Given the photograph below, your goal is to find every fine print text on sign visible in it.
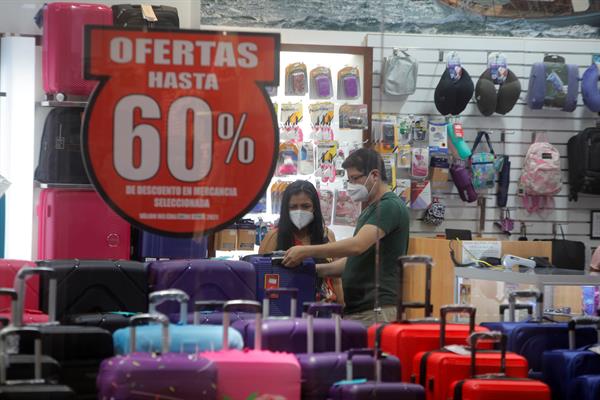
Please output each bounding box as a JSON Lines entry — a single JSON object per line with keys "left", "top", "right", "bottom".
{"left": 82, "top": 27, "right": 280, "bottom": 236}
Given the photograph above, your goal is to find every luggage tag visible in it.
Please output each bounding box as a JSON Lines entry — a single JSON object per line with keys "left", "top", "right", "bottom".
{"left": 309, "top": 66, "right": 333, "bottom": 99}
{"left": 339, "top": 104, "right": 368, "bottom": 130}
{"left": 337, "top": 66, "right": 361, "bottom": 100}
{"left": 285, "top": 62, "right": 308, "bottom": 96}
{"left": 447, "top": 51, "right": 462, "bottom": 81}
{"left": 444, "top": 345, "right": 471, "bottom": 355}
{"left": 488, "top": 52, "right": 508, "bottom": 85}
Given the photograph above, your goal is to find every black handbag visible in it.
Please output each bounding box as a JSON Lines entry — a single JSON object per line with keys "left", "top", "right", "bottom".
{"left": 550, "top": 225, "right": 586, "bottom": 270}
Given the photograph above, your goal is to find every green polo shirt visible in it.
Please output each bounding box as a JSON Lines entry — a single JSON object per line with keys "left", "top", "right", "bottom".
{"left": 342, "top": 191, "right": 409, "bottom": 314}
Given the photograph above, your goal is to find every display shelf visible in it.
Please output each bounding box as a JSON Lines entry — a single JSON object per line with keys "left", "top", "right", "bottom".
{"left": 39, "top": 100, "right": 87, "bottom": 108}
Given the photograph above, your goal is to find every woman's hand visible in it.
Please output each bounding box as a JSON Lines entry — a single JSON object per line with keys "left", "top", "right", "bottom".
{"left": 282, "top": 245, "right": 308, "bottom": 267}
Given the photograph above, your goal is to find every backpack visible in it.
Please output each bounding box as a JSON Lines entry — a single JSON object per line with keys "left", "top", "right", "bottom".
{"left": 568, "top": 127, "right": 600, "bottom": 201}
{"left": 382, "top": 49, "right": 418, "bottom": 96}
{"left": 470, "top": 131, "right": 497, "bottom": 190}
{"left": 519, "top": 134, "right": 562, "bottom": 212}
{"left": 527, "top": 54, "right": 579, "bottom": 112}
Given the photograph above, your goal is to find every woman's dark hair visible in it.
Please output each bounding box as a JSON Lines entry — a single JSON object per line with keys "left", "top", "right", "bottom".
{"left": 341, "top": 148, "right": 387, "bottom": 182}
{"left": 276, "top": 180, "right": 327, "bottom": 251}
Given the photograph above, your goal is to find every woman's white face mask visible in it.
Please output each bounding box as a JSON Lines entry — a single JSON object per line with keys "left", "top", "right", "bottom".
{"left": 289, "top": 210, "right": 314, "bottom": 230}
{"left": 347, "top": 173, "right": 374, "bottom": 203}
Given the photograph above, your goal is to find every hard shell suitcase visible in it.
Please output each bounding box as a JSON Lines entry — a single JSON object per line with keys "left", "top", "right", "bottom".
{"left": 134, "top": 229, "right": 207, "bottom": 261}
{"left": 296, "top": 304, "right": 401, "bottom": 400}
{"left": 14, "top": 267, "right": 114, "bottom": 399}
{"left": 541, "top": 316, "right": 600, "bottom": 400}
{"left": 201, "top": 300, "right": 302, "bottom": 400}
{"left": 328, "top": 349, "right": 425, "bottom": 400}
{"left": 482, "top": 291, "right": 598, "bottom": 374}
{"left": 0, "top": 326, "right": 75, "bottom": 399}
{"left": 232, "top": 288, "right": 367, "bottom": 353}
{"left": 450, "top": 332, "right": 551, "bottom": 400}
{"left": 37, "top": 259, "right": 147, "bottom": 323}
{"left": 0, "top": 260, "right": 47, "bottom": 325}
{"left": 414, "top": 330, "right": 529, "bottom": 400}
{"left": 36, "top": 189, "right": 131, "bottom": 260}
{"left": 97, "top": 313, "right": 217, "bottom": 400}
{"left": 568, "top": 374, "right": 600, "bottom": 400}
{"left": 112, "top": 4, "right": 179, "bottom": 28}
{"left": 34, "top": 108, "right": 89, "bottom": 185}
{"left": 113, "top": 289, "right": 244, "bottom": 354}
{"left": 147, "top": 259, "right": 256, "bottom": 323}
{"left": 243, "top": 254, "right": 317, "bottom": 317}
{"left": 368, "top": 256, "right": 489, "bottom": 382}
{"left": 40, "top": 2, "right": 112, "bottom": 99}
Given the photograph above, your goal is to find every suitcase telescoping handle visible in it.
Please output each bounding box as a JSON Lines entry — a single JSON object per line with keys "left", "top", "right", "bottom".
{"left": 129, "top": 313, "right": 170, "bottom": 354}
{"left": 264, "top": 288, "right": 298, "bottom": 318}
{"left": 440, "top": 305, "right": 476, "bottom": 348}
{"left": 499, "top": 303, "right": 533, "bottom": 322}
{"left": 396, "top": 256, "right": 434, "bottom": 321}
{"left": 304, "top": 302, "right": 343, "bottom": 354}
{"left": 469, "top": 331, "right": 507, "bottom": 378}
{"left": 14, "top": 267, "right": 57, "bottom": 327}
{"left": 0, "top": 326, "right": 44, "bottom": 385}
{"left": 148, "top": 289, "right": 190, "bottom": 325}
{"left": 193, "top": 300, "right": 225, "bottom": 325}
{"left": 0, "top": 288, "right": 17, "bottom": 325}
{"left": 346, "top": 348, "right": 384, "bottom": 382}
{"left": 508, "top": 290, "right": 543, "bottom": 322}
{"left": 223, "top": 300, "right": 261, "bottom": 351}
{"left": 568, "top": 316, "right": 600, "bottom": 350}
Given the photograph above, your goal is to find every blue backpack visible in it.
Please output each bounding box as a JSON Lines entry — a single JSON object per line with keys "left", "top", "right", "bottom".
{"left": 527, "top": 55, "right": 579, "bottom": 112}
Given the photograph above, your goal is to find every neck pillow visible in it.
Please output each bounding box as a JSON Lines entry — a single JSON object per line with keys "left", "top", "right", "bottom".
{"left": 527, "top": 56, "right": 579, "bottom": 112}
{"left": 582, "top": 63, "right": 600, "bottom": 112}
{"left": 434, "top": 68, "right": 474, "bottom": 116}
{"left": 475, "top": 68, "right": 521, "bottom": 116}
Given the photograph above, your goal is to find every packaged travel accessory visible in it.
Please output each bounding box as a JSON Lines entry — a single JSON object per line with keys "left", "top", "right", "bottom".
{"left": 430, "top": 152, "right": 450, "bottom": 191}
{"left": 451, "top": 159, "right": 478, "bottom": 203}
{"left": 337, "top": 66, "right": 361, "bottom": 100}
{"left": 372, "top": 113, "right": 398, "bottom": 153}
{"left": 334, "top": 148, "right": 346, "bottom": 179}
{"left": 276, "top": 142, "right": 299, "bottom": 177}
{"left": 280, "top": 102, "right": 303, "bottom": 125}
{"left": 519, "top": 132, "right": 561, "bottom": 213}
{"left": 298, "top": 142, "right": 315, "bottom": 175}
{"left": 251, "top": 192, "right": 267, "bottom": 213}
{"left": 285, "top": 62, "right": 308, "bottom": 96}
{"left": 333, "top": 189, "right": 361, "bottom": 226}
{"left": 309, "top": 66, "right": 333, "bottom": 99}
{"left": 411, "top": 147, "right": 429, "bottom": 179}
{"left": 318, "top": 188, "right": 334, "bottom": 225}
{"left": 581, "top": 62, "right": 600, "bottom": 112}
{"left": 339, "top": 104, "right": 368, "bottom": 129}
{"left": 395, "top": 179, "right": 411, "bottom": 207}
{"left": 423, "top": 197, "right": 445, "bottom": 226}
{"left": 397, "top": 144, "right": 412, "bottom": 169}
{"left": 470, "top": 130, "right": 497, "bottom": 190}
{"left": 527, "top": 54, "right": 579, "bottom": 112}
{"left": 382, "top": 49, "right": 418, "bottom": 96}
{"left": 316, "top": 140, "right": 339, "bottom": 183}
{"left": 428, "top": 119, "right": 448, "bottom": 151}
{"left": 410, "top": 180, "right": 432, "bottom": 210}
{"left": 382, "top": 153, "right": 397, "bottom": 191}
{"left": 398, "top": 116, "right": 412, "bottom": 144}
{"left": 308, "top": 102, "right": 334, "bottom": 126}
{"left": 411, "top": 115, "right": 428, "bottom": 142}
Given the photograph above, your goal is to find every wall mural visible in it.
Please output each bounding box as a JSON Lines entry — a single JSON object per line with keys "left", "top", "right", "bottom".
{"left": 201, "top": 0, "right": 600, "bottom": 38}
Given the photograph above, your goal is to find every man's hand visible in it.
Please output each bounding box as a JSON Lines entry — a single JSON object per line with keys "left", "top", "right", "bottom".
{"left": 282, "top": 245, "right": 308, "bottom": 267}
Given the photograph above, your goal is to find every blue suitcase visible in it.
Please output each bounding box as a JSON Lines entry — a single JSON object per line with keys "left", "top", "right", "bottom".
{"left": 482, "top": 291, "right": 597, "bottom": 374}
{"left": 243, "top": 253, "right": 317, "bottom": 317}
{"left": 135, "top": 229, "right": 207, "bottom": 260}
{"left": 541, "top": 316, "right": 600, "bottom": 400}
{"left": 328, "top": 349, "right": 424, "bottom": 400}
{"left": 113, "top": 289, "right": 243, "bottom": 354}
{"left": 568, "top": 374, "right": 600, "bottom": 400}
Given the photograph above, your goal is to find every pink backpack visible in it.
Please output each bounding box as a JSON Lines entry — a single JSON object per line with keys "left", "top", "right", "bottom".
{"left": 592, "top": 246, "right": 600, "bottom": 271}
{"left": 519, "top": 134, "right": 562, "bottom": 213}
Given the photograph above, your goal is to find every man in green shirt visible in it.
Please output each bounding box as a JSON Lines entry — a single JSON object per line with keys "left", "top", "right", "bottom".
{"left": 282, "top": 148, "right": 410, "bottom": 326}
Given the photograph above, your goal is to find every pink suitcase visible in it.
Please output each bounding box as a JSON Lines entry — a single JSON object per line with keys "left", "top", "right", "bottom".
{"left": 37, "top": 188, "right": 131, "bottom": 260}
{"left": 0, "top": 260, "right": 48, "bottom": 324}
{"left": 41, "top": 2, "right": 112, "bottom": 99}
{"left": 202, "top": 300, "right": 302, "bottom": 400}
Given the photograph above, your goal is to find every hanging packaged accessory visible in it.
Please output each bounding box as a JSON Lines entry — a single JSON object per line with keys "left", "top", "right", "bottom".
{"left": 398, "top": 117, "right": 412, "bottom": 144}
{"left": 382, "top": 48, "right": 418, "bottom": 96}
{"left": 470, "top": 131, "right": 497, "bottom": 190}
{"left": 299, "top": 142, "right": 315, "bottom": 175}
{"left": 428, "top": 119, "right": 448, "bottom": 152}
{"left": 475, "top": 53, "right": 521, "bottom": 116}
{"left": 309, "top": 66, "right": 333, "bottom": 99}
{"left": 394, "top": 179, "right": 411, "bottom": 207}
{"left": 447, "top": 119, "right": 471, "bottom": 160}
{"left": 423, "top": 198, "right": 445, "bottom": 226}
{"left": 411, "top": 116, "right": 427, "bottom": 142}
{"left": 333, "top": 190, "right": 360, "bottom": 226}
{"left": 411, "top": 147, "right": 429, "bottom": 179}
{"left": 411, "top": 180, "right": 431, "bottom": 210}
{"left": 397, "top": 145, "right": 412, "bottom": 169}
{"left": 527, "top": 54, "right": 579, "bottom": 112}
{"left": 318, "top": 189, "right": 334, "bottom": 225}
{"left": 276, "top": 142, "right": 299, "bottom": 177}
{"left": 372, "top": 113, "right": 398, "bottom": 153}
{"left": 430, "top": 153, "right": 450, "bottom": 191}
{"left": 339, "top": 104, "right": 368, "bottom": 129}
{"left": 450, "top": 159, "right": 478, "bottom": 203}
{"left": 337, "top": 66, "right": 361, "bottom": 100}
{"left": 285, "top": 62, "right": 308, "bottom": 96}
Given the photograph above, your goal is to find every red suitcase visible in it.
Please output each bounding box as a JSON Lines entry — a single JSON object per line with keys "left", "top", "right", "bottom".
{"left": 368, "top": 256, "right": 489, "bottom": 382}
{"left": 0, "top": 260, "right": 48, "bottom": 324}
{"left": 415, "top": 331, "right": 529, "bottom": 400}
{"left": 41, "top": 2, "right": 112, "bottom": 100}
{"left": 450, "top": 332, "right": 550, "bottom": 400}
{"left": 37, "top": 188, "right": 131, "bottom": 260}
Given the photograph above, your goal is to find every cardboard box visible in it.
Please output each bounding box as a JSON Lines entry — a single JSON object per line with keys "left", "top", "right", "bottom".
{"left": 215, "top": 226, "right": 237, "bottom": 251}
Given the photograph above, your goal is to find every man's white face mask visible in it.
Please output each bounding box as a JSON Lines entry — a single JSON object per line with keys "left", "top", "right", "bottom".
{"left": 346, "top": 173, "right": 374, "bottom": 203}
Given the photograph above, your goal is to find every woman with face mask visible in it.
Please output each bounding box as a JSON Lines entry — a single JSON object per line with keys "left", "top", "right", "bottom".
{"left": 259, "top": 180, "right": 343, "bottom": 304}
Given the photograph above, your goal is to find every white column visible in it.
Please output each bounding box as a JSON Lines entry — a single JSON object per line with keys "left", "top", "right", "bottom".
{"left": 0, "top": 36, "right": 36, "bottom": 259}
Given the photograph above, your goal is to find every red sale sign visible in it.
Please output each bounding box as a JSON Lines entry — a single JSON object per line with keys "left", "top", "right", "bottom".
{"left": 82, "top": 27, "right": 280, "bottom": 236}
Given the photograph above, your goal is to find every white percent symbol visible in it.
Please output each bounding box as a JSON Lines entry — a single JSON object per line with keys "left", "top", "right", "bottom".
{"left": 217, "top": 113, "right": 254, "bottom": 164}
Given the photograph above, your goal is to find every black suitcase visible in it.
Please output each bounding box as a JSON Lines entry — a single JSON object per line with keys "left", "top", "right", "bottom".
{"left": 112, "top": 4, "right": 179, "bottom": 28}
{"left": 0, "top": 326, "right": 74, "bottom": 399}
{"left": 37, "top": 259, "right": 148, "bottom": 323}
{"left": 63, "top": 312, "right": 134, "bottom": 333}
{"left": 34, "top": 108, "right": 89, "bottom": 185}
{"left": 14, "top": 268, "right": 114, "bottom": 399}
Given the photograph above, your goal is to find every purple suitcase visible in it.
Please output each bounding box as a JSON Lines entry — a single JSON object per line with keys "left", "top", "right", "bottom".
{"left": 328, "top": 349, "right": 425, "bottom": 399}
{"left": 147, "top": 259, "right": 256, "bottom": 323}
{"left": 232, "top": 288, "right": 367, "bottom": 353}
{"left": 97, "top": 313, "right": 217, "bottom": 399}
{"left": 297, "top": 304, "right": 401, "bottom": 399}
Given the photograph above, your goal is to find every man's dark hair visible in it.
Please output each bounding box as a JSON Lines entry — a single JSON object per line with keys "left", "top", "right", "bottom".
{"left": 341, "top": 148, "right": 387, "bottom": 182}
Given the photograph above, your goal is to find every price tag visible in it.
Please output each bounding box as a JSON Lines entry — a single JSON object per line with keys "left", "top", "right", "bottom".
{"left": 83, "top": 27, "right": 280, "bottom": 236}
{"left": 453, "top": 123, "right": 465, "bottom": 139}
